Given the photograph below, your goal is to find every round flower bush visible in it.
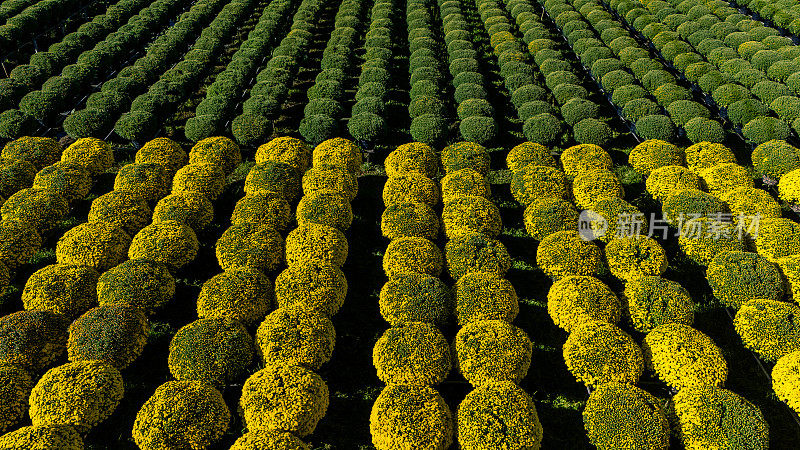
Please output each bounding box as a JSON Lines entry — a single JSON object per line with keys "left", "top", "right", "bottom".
{"left": 643, "top": 323, "right": 728, "bottom": 391}
{"left": 635, "top": 114, "right": 677, "bottom": 141}
{"left": 751, "top": 139, "right": 800, "bottom": 181}
{"left": 721, "top": 187, "right": 782, "bottom": 223}
{"left": 684, "top": 117, "right": 726, "bottom": 143}
{"left": 189, "top": 136, "right": 241, "bottom": 175}
{"left": 445, "top": 232, "right": 511, "bottom": 280}
{"left": 0, "top": 310, "right": 68, "bottom": 371}
{"left": 135, "top": 137, "right": 187, "bottom": 177}
{"left": 56, "top": 222, "right": 130, "bottom": 271}
{"left": 152, "top": 192, "right": 213, "bottom": 232}
{"left": 230, "top": 430, "right": 310, "bottom": 450}
{"left": 523, "top": 197, "right": 579, "bottom": 240}
{"left": 510, "top": 164, "right": 568, "bottom": 206}
{"left": 286, "top": 223, "right": 348, "bottom": 267}
{"left": 623, "top": 276, "right": 694, "bottom": 333}
{"left": 172, "top": 162, "right": 227, "bottom": 202}
{"left": 244, "top": 161, "right": 301, "bottom": 201}
{"left": 32, "top": 162, "right": 91, "bottom": 201}
{"left": 303, "top": 164, "right": 358, "bottom": 201}
{"left": 455, "top": 319, "right": 532, "bottom": 387}
{"left": 0, "top": 157, "right": 36, "bottom": 198}
{"left": 216, "top": 222, "right": 284, "bottom": 273}
{"left": 381, "top": 202, "right": 439, "bottom": 240}
{"left": 506, "top": 141, "right": 556, "bottom": 171}
{"left": 440, "top": 141, "right": 490, "bottom": 175}
{"left": 383, "top": 173, "right": 439, "bottom": 207}
{"left": 455, "top": 272, "right": 518, "bottom": 325}
{"left": 168, "top": 318, "right": 254, "bottom": 386}
{"left": 2, "top": 187, "right": 69, "bottom": 232}
{"left": 743, "top": 116, "right": 791, "bottom": 145}
{"left": 1, "top": 136, "right": 61, "bottom": 170}
{"left": 773, "top": 351, "right": 800, "bottom": 415}
{"left": 564, "top": 320, "right": 644, "bottom": 387}
{"left": 547, "top": 275, "right": 621, "bottom": 332}
{"left": 583, "top": 382, "right": 670, "bottom": 450}
{"left": 370, "top": 384, "right": 453, "bottom": 450}
{"left": 198, "top": 268, "right": 274, "bottom": 326}
{"left": 523, "top": 112, "right": 563, "bottom": 145}
{"left": 29, "top": 360, "right": 123, "bottom": 432}
{"left": 700, "top": 163, "right": 754, "bottom": 198}
{"left": 661, "top": 189, "right": 727, "bottom": 225}
{"left": 684, "top": 142, "right": 736, "bottom": 173}
{"left": 239, "top": 363, "right": 329, "bottom": 437}
{"left": 384, "top": 142, "right": 438, "bottom": 178}
{"left": 457, "top": 381, "right": 543, "bottom": 450}
{"left": 537, "top": 230, "right": 604, "bottom": 279}
{"left": 276, "top": 262, "right": 346, "bottom": 317}
{"left": 605, "top": 236, "right": 667, "bottom": 281}
{"left": 61, "top": 137, "right": 113, "bottom": 175}
{"left": 379, "top": 273, "right": 452, "bottom": 326}
{"left": 22, "top": 264, "right": 99, "bottom": 320}
{"left": 778, "top": 168, "right": 800, "bottom": 206}
{"left": 133, "top": 380, "right": 230, "bottom": 450}
{"left": 560, "top": 143, "right": 612, "bottom": 179}
{"left": 256, "top": 136, "right": 312, "bottom": 172}
{"left": 373, "top": 321, "right": 451, "bottom": 386}
{"left": 672, "top": 385, "right": 769, "bottom": 450}
{"left": 574, "top": 118, "right": 613, "bottom": 146}
{"left": 129, "top": 220, "right": 198, "bottom": 270}
{"left": 441, "top": 195, "right": 501, "bottom": 238}
{"left": 0, "top": 363, "right": 33, "bottom": 434}
{"left": 313, "top": 137, "right": 363, "bottom": 173}
{"left": 0, "top": 425, "right": 83, "bottom": 449}
{"left": 114, "top": 163, "right": 169, "bottom": 202}
{"left": 231, "top": 192, "right": 293, "bottom": 231}
{"left": 678, "top": 217, "right": 746, "bottom": 266}
{"left": 97, "top": 259, "right": 174, "bottom": 314}
{"left": 296, "top": 190, "right": 353, "bottom": 231}
{"left": 0, "top": 220, "right": 41, "bottom": 269}
{"left": 67, "top": 305, "right": 149, "bottom": 369}
{"left": 706, "top": 251, "right": 784, "bottom": 308}
{"left": 734, "top": 298, "right": 800, "bottom": 362}
{"left": 88, "top": 190, "right": 151, "bottom": 236}
{"left": 441, "top": 168, "right": 490, "bottom": 203}
{"left": 384, "top": 236, "right": 444, "bottom": 278}
{"left": 628, "top": 139, "right": 684, "bottom": 176}
{"left": 644, "top": 166, "right": 702, "bottom": 201}
{"left": 256, "top": 307, "right": 335, "bottom": 370}
{"left": 572, "top": 169, "right": 625, "bottom": 209}
{"left": 756, "top": 218, "right": 800, "bottom": 262}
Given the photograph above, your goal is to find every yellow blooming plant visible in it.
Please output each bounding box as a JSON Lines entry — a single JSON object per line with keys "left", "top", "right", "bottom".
{"left": 0, "top": 157, "right": 36, "bottom": 198}
{"left": 455, "top": 272, "right": 518, "bottom": 325}
{"left": 88, "top": 190, "right": 152, "bottom": 236}
{"left": 773, "top": 350, "right": 800, "bottom": 415}
{"left": 628, "top": 139, "right": 684, "bottom": 176}
{"left": 286, "top": 223, "right": 348, "bottom": 267}
{"left": 256, "top": 307, "right": 336, "bottom": 370}
{"left": 751, "top": 139, "right": 800, "bottom": 181}
{"left": 114, "top": 163, "right": 170, "bottom": 202}
{"left": 188, "top": 136, "right": 242, "bottom": 175}
{"left": 373, "top": 321, "right": 452, "bottom": 386}
{"left": 506, "top": 141, "right": 556, "bottom": 171}
{"left": 0, "top": 425, "right": 84, "bottom": 450}
{"left": 445, "top": 232, "right": 511, "bottom": 279}
{"left": 243, "top": 160, "right": 302, "bottom": 201}
{"left": 381, "top": 201, "right": 440, "bottom": 240}
{"left": 383, "top": 173, "right": 440, "bottom": 206}
{"left": 231, "top": 191, "right": 292, "bottom": 231}
{"left": 0, "top": 363, "right": 33, "bottom": 434}
{"left": 152, "top": 191, "right": 214, "bottom": 231}
{"left": 623, "top": 276, "right": 695, "bottom": 333}
{"left": 384, "top": 236, "right": 444, "bottom": 278}
{"left": 684, "top": 141, "right": 736, "bottom": 173}
{"left": 605, "top": 236, "right": 667, "bottom": 281}
{"left": 33, "top": 161, "right": 92, "bottom": 201}
{"left": 678, "top": 217, "right": 746, "bottom": 266}
{"left": 645, "top": 165, "right": 703, "bottom": 202}
{"left": 275, "top": 262, "right": 346, "bottom": 317}
{"left": 510, "top": 164, "right": 569, "bottom": 206}
{"left": 296, "top": 190, "right": 354, "bottom": 231}
{"left": 754, "top": 217, "right": 800, "bottom": 261}
{"left": 560, "top": 143, "right": 613, "bottom": 179}
{"left": 313, "top": 137, "right": 363, "bottom": 174}
{"left": 21, "top": 263, "right": 99, "bottom": 320}
{"left": 57, "top": 222, "right": 131, "bottom": 271}
{"left": 378, "top": 273, "right": 452, "bottom": 326}
{"left": 2, "top": 187, "right": 69, "bottom": 232}
{"left": 129, "top": 220, "right": 198, "bottom": 270}
{"left": 135, "top": 137, "right": 187, "bottom": 177}
{"left": 97, "top": 259, "right": 175, "bottom": 315}
{"left": 384, "top": 142, "right": 438, "bottom": 178}
{"left": 547, "top": 275, "right": 621, "bottom": 332}
{"left": 0, "top": 310, "right": 68, "bottom": 371}
{"left": 523, "top": 197, "right": 579, "bottom": 240}
{"left": 441, "top": 141, "right": 490, "bottom": 175}
{"left": 0, "top": 220, "right": 41, "bottom": 269}
{"left": 455, "top": 319, "right": 532, "bottom": 387}
{"left": 255, "top": 136, "right": 312, "bottom": 173}
{"left": 302, "top": 164, "right": 358, "bottom": 200}
{"left": 442, "top": 195, "right": 502, "bottom": 238}
{"left": 197, "top": 267, "right": 274, "bottom": 326}
{"left": 564, "top": 320, "right": 644, "bottom": 387}
{"left": 706, "top": 251, "right": 784, "bottom": 308}
{"left": 370, "top": 384, "right": 453, "bottom": 450}
{"left": 1, "top": 136, "right": 61, "bottom": 170}
{"left": 734, "top": 299, "right": 800, "bottom": 361}
{"left": 216, "top": 222, "right": 284, "bottom": 272}
{"left": 440, "top": 168, "right": 490, "bottom": 203}
{"left": 699, "top": 162, "right": 755, "bottom": 198}
{"left": 61, "top": 137, "right": 114, "bottom": 175}
{"left": 660, "top": 189, "right": 727, "bottom": 225}
{"left": 67, "top": 305, "right": 149, "bottom": 370}
{"left": 231, "top": 429, "right": 310, "bottom": 450}
{"left": 643, "top": 323, "right": 728, "bottom": 391}
{"left": 537, "top": 230, "right": 605, "bottom": 279}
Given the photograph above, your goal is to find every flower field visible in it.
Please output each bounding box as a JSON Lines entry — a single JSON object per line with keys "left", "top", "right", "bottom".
{"left": 2, "top": 0, "right": 800, "bottom": 447}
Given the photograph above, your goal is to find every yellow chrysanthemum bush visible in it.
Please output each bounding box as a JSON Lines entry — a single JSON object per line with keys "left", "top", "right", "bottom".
{"left": 684, "top": 141, "right": 736, "bottom": 173}
{"left": 442, "top": 195, "right": 501, "bottom": 238}
{"left": 197, "top": 267, "right": 274, "bottom": 326}
{"left": 216, "top": 222, "right": 284, "bottom": 272}
{"left": 523, "top": 197, "right": 579, "bottom": 240}
{"left": 28, "top": 360, "right": 124, "bottom": 432}
{"left": 2, "top": 187, "right": 69, "bottom": 232}
{"left": 537, "top": 230, "right": 605, "bottom": 279}
{"left": 583, "top": 197, "right": 649, "bottom": 243}
{"left": 583, "top": 382, "right": 670, "bottom": 450}
{"left": 0, "top": 157, "right": 36, "bottom": 198}
{"left": 302, "top": 164, "right": 358, "bottom": 200}
{"left": 0, "top": 310, "right": 68, "bottom": 371}
{"left": 384, "top": 142, "right": 438, "bottom": 178}
{"left": 373, "top": 321, "right": 451, "bottom": 386}
{"left": 563, "top": 320, "right": 644, "bottom": 387}
{"left": 171, "top": 162, "right": 226, "bottom": 201}
{"left": 455, "top": 319, "right": 532, "bottom": 387}
{"left": 0, "top": 425, "right": 83, "bottom": 449}
{"left": 132, "top": 380, "right": 230, "bottom": 450}
{"left": 751, "top": 140, "right": 800, "bottom": 182}
{"left": 706, "top": 251, "right": 784, "bottom": 308}
{"left": 722, "top": 186, "right": 782, "bottom": 228}
{"left": 296, "top": 190, "right": 353, "bottom": 231}
{"left": 645, "top": 165, "right": 703, "bottom": 202}
{"left": 0, "top": 363, "right": 33, "bottom": 434}
{"left": 88, "top": 190, "right": 151, "bottom": 235}
{"left": 506, "top": 141, "right": 556, "bottom": 171}
{"left": 244, "top": 160, "right": 302, "bottom": 201}
{"left": 779, "top": 255, "right": 800, "bottom": 300}
{"left": 135, "top": 137, "right": 187, "bottom": 177}
{"left": 239, "top": 363, "right": 329, "bottom": 437}
{"left": 755, "top": 217, "right": 800, "bottom": 261}
{"left": 384, "top": 236, "right": 444, "bottom": 278}
{"left": 547, "top": 275, "right": 622, "bottom": 332}
{"left": 381, "top": 201, "right": 439, "bottom": 240}
{"left": 383, "top": 172, "right": 440, "bottom": 206}
{"left": 231, "top": 191, "right": 292, "bottom": 231}
{"left": 152, "top": 192, "right": 214, "bottom": 231}
{"left": 114, "top": 163, "right": 170, "bottom": 202}
{"left": 1, "top": 136, "right": 61, "bottom": 170}
{"left": 378, "top": 272, "right": 452, "bottom": 326}
{"left": 623, "top": 276, "right": 694, "bottom": 333}
{"left": 61, "top": 137, "right": 113, "bottom": 175}
{"left": 370, "top": 384, "right": 453, "bottom": 450}
{"left": 643, "top": 323, "right": 728, "bottom": 391}
{"left": 129, "top": 220, "right": 198, "bottom": 270}
{"left": 441, "top": 141, "right": 490, "bottom": 175}
{"left": 256, "top": 307, "right": 335, "bottom": 370}
{"left": 255, "top": 136, "right": 312, "bottom": 172}
{"left": 313, "top": 137, "right": 363, "bottom": 174}
{"left": 605, "top": 236, "right": 667, "bottom": 281}
{"left": 773, "top": 350, "right": 800, "bottom": 414}
{"left": 678, "top": 217, "right": 746, "bottom": 265}
{"left": 32, "top": 162, "right": 91, "bottom": 201}
{"left": 699, "top": 162, "right": 754, "bottom": 198}
{"left": 661, "top": 189, "right": 727, "bottom": 225}
{"left": 560, "top": 143, "right": 613, "bottom": 179}
{"left": 286, "top": 223, "right": 348, "bottom": 267}
{"left": 457, "top": 381, "right": 543, "bottom": 450}
{"left": 230, "top": 429, "right": 310, "bottom": 450}
{"left": 733, "top": 298, "right": 800, "bottom": 361}
{"left": 510, "top": 164, "right": 568, "bottom": 205}
{"left": 628, "top": 139, "right": 684, "bottom": 176}
{"left": 671, "top": 385, "right": 769, "bottom": 450}
{"left": 455, "top": 272, "right": 518, "bottom": 325}
{"left": 440, "top": 168, "right": 491, "bottom": 203}
{"left": 56, "top": 222, "right": 130, "bottom": 271}
{"left": 21, "top": 263, "right": 99, "bottom": 319}
{"left": 67, "top": 305, "right": 149, "bottom": 369}
{"left": 572, "top": 169, "right": 625, "bottom": 209}
{"left": 275, "top": 262, "right": 346, "bottom": 317}
{"left": 445, "top": 232, "right": 511, "bottom": 280}
{"left": 188, "top": 136, "right": 242, "bottom": 175}
{"left": 0, "top": 219, "right": 41, "bottom": 269}
{"left": 167, "top": 317, "right": 254, "bottom": 387}
{"left": 97, "top": 259, "right": 175, "bottom": 314}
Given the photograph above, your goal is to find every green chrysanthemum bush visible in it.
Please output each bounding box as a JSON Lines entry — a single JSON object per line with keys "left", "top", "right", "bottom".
{"left": 628, "top": 139, "right": 684, "bottom": 176}
{"left": 457, "top": 381, "right": 543, "bottom": 450}
{"left": 522, "top": 197, "right": 579, "bottom": 241}
{"left": 230, "top": 429, "right": 310, "bottom": 450}
{"left": 773, "top": 350, "right": 800, "bottom": 415}
{"left": 296, "top": 190, "right": 353, "bottom": 231}
{"left": 302, "top": 164, "right": 358, "bottom": 201}
{"left": 168, "top": 317, "right": 254, "bottom": 387}
{"left": 506, "top": 141, "right": 556, "bottom": 171}
{"left": 510, "top": 164, "right": 568, "bottom": 206}
{"left": 563, "top": 320, "right": 644, "bottom": 387}
{"left": 0, "top": 425, "right": 83, "bottom": 449}
{"left": 114, "top": 163, "right": 170, "bottom": 202}
{"left": 706, "top": 251, "right": 784, "bottom": 308}
{"left": 286, "top": 223, "right": 348, "bottom": 267}
{"left": 743, "top": 116, "right": 791, "bottom": 145}
{"left": 645, "top": 165, "right": 702, "bottom": 202}
{"left": 244, "top": 160, "right": 301, "bottom": 201}
{"left": 678, "top": 217, "right": 746, "bottom": 266}
{"left": 29, "top": 360, "right": 123, "bottom": 432}
{"left": 684, "top": 141, "right": 736, "bottom": 173}
{"left": 559, "top": 143, "right": 613, "bottom": 179}
{"left": 67, "top": 305, "right": 149, "bottom": 370}
{"left": 231, "top": 191, "right": 292, "bottom": 231}
{"left": 751, "top": 139, "right": 800, "bottom": 181}
{"left": 313, "top": 137, "right": 363, "bottom": 174}
{"left": 97, "top": 259, "right": 174, "bottom": 314}
{"left": 22, "top": 264, "right": 99, "bottom": 320}
{"left": 61, "top": 137, "right": 113, "bottom": 175}
{"left": 605, "top": 236, "right": 667, "bottom": 281}
{"left": 256, "top": 136, "right": 312, "bottom": 173}
{"left": 216, "top": 222, "right": 284, "bottom": 273}
{"left": 441, "top": 168, "right": 490, "bottom": 203}
{"left": 455, "top": 272, "right": 518, "bottom": 325}
{"left": 672, "top": 385, "right": 769, "bottom": 450}
{"left": 56, "top": 222, "right": 130, "bottom": 271}
{"left": 152, "top": 192, "right": 213, "bottom": 232}
{"left": 381, "top": 202, "right": 439, "bottom": 240}
{"left": 384, "top": 236, "right": 444, "bottom": 278}
{"left": 171, "top": 162, "right": 227, "bottom": 202}
{"left": 1, "top": 136, "right": 61, "bottom": 170}
{"left": 256, "top": 307, "right": 335, "bottom": 370}
{"left": 584, "top": 382, "right": 669, "bottom": 449}
{"left": 699, "top": 163, "right": 754, "bottom": 198}
{"left": 440, "top": 141, "right": 490, "bottom": 175}
{"left": 276, "top": 262, "right": 346, "bottom": 317}
{"left": 643, "top": 323, "right": 728, "bottom": 391}
{"left": 0, "top": 363, "right": 33, "bottom": 434}
{"left": 455, "top": 319, "right": 532, "bottom": 387}
{"left": 133, "top": 380, "right": 230, "bottom": 450}
{"left": 0, "top": 310, "right": 68, "bottom": 371}
{"left": 441, "top": 195, "right": 502, "bottom": 238}
{"left": 32, "top": 162, "right": 91, "bottom": 202}
{"left": 383, "top": 173, "right": 439, "bottom": 207}
{"left": 572, "top": 169, "right": 625, "bottom": 210}
{"left": 445, "top": 232, "right": 511, "bottom": 280}
{"left": 661, "top": 189, "right": 727, "bottom": 225}
{"left": 547, "top": 275, "right": 621, "bottom": 332}
{"left": 188, "top": 136, "right": 242, "bottom": 176}
{"left": 373, "top": 321, "right": 451, "bottom": 386}
{"left": 733, "top": 298, "right": 800, "bottom": 361}
{"left": 88, "top": 190, "right": 151, "bottom": 236}
{"left": 129, "top": 220, "right": 198, "bottom": 271}
{"left": 635, "top": 114, "right": 677, "bottom": 141}
{"left": 240, "top": 363, "right": 329, "bottom": 437}
{"left": 623, "top": 276, "right": 694, "bottom": 333}
{"left": 198, "top": 268, "right": 274, "bottom": 326}
{"left": 370, "top": 384, "right": 453, "bottom": 450}
{"left": 755, "top": 218, "right": 800, "bottom": 262}
{"left": 0, "top": 157, "right": 36, "bottom": 198}
{"left": 2, "top": 187, "right": 69, "bottom": 232}
{"left": 379, "top": 273, "right": 452, "bottom": 326}
{"left": 384, "top": 142, "right": 438, "bottom": 178}
{"left": 537, "top": 230, "right": 604, "bottom": 279}
{"left": 135, "top": 138, "right": 187, "bottom": 177}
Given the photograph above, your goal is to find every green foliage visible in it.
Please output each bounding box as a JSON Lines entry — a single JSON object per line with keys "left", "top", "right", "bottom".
{"left": 168, "top": 318, "right": 254, "bottom": 386}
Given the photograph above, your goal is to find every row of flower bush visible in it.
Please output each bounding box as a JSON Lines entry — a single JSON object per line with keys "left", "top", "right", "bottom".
{"left": 0, "top": 0, "right": 89, "bottom": 55}
{"left": 736, "top": 0, "right": 800, "bottom": 35}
